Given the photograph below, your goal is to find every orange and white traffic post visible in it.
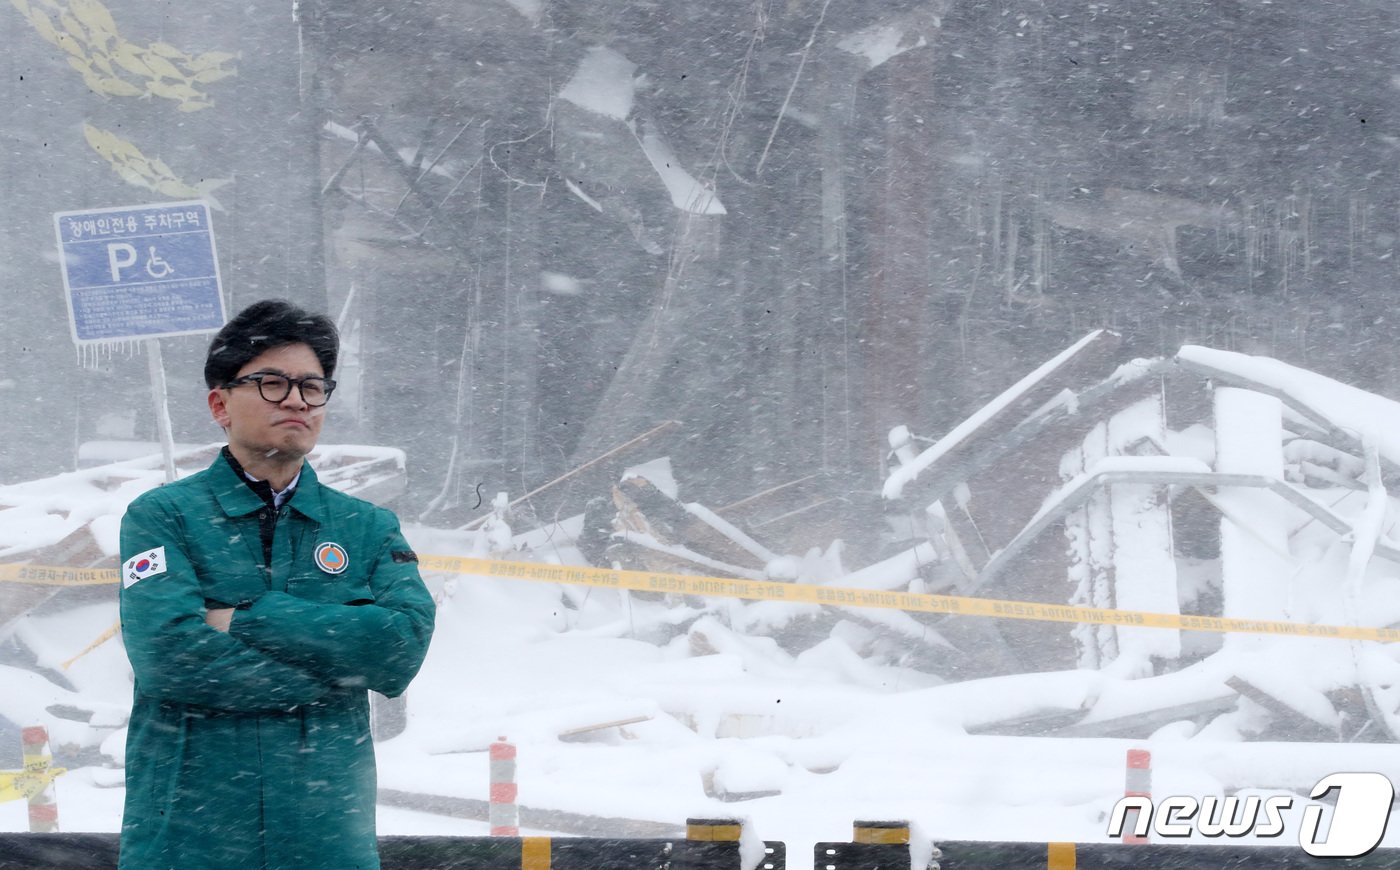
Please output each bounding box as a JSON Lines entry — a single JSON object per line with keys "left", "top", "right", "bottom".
{"left": 5, "top": 726, "right": 64, "bottom": 833}
{"left": 1124, "top": 748, "right": 1151, "bottom": 844}
{"left": 489, "top": 736, "right": 519, "bottom": 836}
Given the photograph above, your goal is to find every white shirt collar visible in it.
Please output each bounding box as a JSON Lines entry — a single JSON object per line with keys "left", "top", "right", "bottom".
{"left": 243, "top": 469, "right": 302, "bottom": 509}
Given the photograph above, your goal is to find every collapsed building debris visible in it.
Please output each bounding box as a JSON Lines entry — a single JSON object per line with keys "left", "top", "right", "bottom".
{"left": 540, "top": 331, "right": 1400, "bottom": 745}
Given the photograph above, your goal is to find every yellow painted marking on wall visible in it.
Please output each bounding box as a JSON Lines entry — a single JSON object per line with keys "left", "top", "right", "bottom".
{"left": 8, "top": 556, "right": 1400, "bottom": 643}
{"left": 520, "top": 836, "right": 551, "bottom": 870}
{"left": 1047, "top": 842, "right": 1076, "bottom": 870}
{"left": 687, "top": 822, "right": 743, "bottom": 842}
{"left": 853, "top": 825, "right": 911, "bottom": 845}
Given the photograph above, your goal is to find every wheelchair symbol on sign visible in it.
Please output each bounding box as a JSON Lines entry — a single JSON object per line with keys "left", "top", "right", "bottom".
{"left": 145, "top": 248, "right": 173, "bottom": 278}
{"left": 106, "top": 242, "right": 174, "bottom": 281}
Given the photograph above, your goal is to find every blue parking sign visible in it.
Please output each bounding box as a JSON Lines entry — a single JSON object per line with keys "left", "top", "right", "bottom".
{"left": 54, "top": 201, "right": 226, "bottom": 342}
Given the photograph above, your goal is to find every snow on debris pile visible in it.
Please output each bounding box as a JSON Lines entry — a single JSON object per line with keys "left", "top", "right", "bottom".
{"left": 871, "top": 335, "right": 1400, "bottom": 740}
{"left": 883, "top": 329, "right": 1109, "bottom": 500}
{"left": 1178, "top": 344, "right": 1400, "bottom": 466}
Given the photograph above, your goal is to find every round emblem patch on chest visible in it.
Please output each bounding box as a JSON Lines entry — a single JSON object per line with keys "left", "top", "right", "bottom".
{"left": 314, "top": 542, "right": 349, "bottom": 574}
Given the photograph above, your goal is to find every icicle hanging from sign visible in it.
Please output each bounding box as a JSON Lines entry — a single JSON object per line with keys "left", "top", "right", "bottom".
{"left": 75, "top": 340, "right": 139, "bottom": 370}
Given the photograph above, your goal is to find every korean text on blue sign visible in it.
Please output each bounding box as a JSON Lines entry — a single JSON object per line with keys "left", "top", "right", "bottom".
{"left": 54, "top": 201, "right": 225, "bottom": 342}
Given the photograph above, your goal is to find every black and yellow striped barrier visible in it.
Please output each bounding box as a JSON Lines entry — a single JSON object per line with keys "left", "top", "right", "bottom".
{"left": 375, "top": 832, "right": 764, "bottom": 870}
{"left": 7, "top": 832, "right": 1400, "bottom": 868}
{"left": 815, "top": 820, "right": 912, "bottom": 869}
{"left": 815, "top": 831, "right": 1400, "bottom": 868}
{"left": 0, "top": 820, "right": 783, "bottom": 870}
{"left": 921, "top": 841, "right": 1400, "bottom": 868}
{"left": 6, "top": 554, "right": 1400, "bottom": 644}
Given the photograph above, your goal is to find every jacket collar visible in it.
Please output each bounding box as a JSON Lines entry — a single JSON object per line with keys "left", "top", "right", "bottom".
{"left": 209, "top": 448, "right": 325, "bottom": 522}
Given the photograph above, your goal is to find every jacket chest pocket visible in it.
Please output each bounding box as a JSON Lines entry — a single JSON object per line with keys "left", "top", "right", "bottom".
{"left": 195, "top": 520, "right": 269, "bottom": 606}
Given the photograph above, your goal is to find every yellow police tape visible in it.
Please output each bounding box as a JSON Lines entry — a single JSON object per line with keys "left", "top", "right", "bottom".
{"left": 0, "top": 767, "right": 66, "bottom": 804}
{"left": 417, "top": 556, "right": 1400, "bottom": 644}
{"left": 5, "top": 556, "right": 1400, "bottom": 643}
{"left": 0, "top": 563, "right": 115, "bottom": 587}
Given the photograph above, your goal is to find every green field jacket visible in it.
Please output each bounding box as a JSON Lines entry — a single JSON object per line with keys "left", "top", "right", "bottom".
{"left": 117, "top": 452, "right": 436, "bottom": 870}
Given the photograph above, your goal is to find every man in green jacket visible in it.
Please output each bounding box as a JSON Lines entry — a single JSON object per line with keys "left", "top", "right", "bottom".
{"left": 118, "top": 300, "right": 436, "bottom": 869}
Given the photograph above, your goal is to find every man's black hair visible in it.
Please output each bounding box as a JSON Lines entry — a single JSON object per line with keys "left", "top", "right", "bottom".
{"left": 204, "top": 299, "right": 339, "bottom": 389}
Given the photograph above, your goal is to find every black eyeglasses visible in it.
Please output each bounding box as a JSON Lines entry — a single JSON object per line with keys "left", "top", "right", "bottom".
{"left": 222, "top": 372, "right": 337, "bottom": 407}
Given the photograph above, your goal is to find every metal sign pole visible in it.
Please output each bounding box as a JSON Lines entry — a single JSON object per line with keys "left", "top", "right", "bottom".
{"left": 145, "top": 339, "right": 177, "bottom": 483}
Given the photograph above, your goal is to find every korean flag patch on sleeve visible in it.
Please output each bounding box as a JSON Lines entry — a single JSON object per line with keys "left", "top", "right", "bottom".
{"left": 123, "top": 547, "right": 168, "bottom": 589}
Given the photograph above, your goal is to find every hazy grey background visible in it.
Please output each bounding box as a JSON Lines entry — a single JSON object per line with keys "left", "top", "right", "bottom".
{"left": 4, "top": 0, "right": 1397, "bottom": 533}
